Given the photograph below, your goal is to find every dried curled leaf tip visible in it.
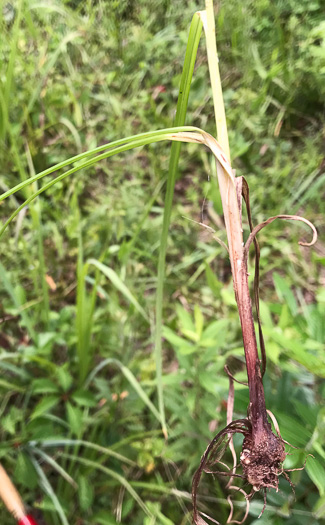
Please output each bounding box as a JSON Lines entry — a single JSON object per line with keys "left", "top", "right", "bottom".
{"left": 244, "top": 214, "right": 317, "bottom": 258}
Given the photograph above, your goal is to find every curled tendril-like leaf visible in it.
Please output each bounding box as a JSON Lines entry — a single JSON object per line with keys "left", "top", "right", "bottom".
{"left": 224, "top": 365, "right": 248, "bottom": 387}
{"left": 226, "top": 486, "right": 250, "bottom": 524}
{"left": 240, "top": 205, "right": 317, "bottom": 379}
{"left": 192, "top": 420, "right": 250, "bottom": 525}
{"left": 244, "top": 214, "right": 317, "bottom": 262}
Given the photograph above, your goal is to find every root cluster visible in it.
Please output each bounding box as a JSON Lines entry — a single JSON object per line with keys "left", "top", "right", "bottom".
{"left": 240, "top": 426, "right": 286, "bottom": 491}
{"left": 192, "top": 417, "right": 291, "bottom": 525}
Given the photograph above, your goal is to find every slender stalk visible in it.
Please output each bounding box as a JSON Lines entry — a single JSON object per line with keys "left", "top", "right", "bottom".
{"left": 202, "top": 0, "right": 230, "bottom": 160}
{"left": 202, "top": 1, "right": 268, "bottom": 439}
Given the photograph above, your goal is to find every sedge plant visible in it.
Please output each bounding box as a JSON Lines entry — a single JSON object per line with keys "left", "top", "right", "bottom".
{"left": 191, "top": 4, "right": 317, "bottom": 524}
{"left": 0, "top": 1, "right": 319, "bottom": 524}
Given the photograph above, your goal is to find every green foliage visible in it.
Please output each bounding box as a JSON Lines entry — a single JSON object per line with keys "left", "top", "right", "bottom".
{"left": 0, "top": 0, "right": 324, "bottom": 524}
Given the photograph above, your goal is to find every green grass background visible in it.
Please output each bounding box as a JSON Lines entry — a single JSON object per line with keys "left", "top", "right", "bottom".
{"left": 0, "top": 0, "right": 324, "bottom": 524}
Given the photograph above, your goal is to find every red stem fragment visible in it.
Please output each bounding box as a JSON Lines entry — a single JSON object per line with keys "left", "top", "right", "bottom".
{"left": 0, "top": 463, "right": 43, "bottom": 525}
{"left": 18, "top": 517, "right": 39, "bottom": 525}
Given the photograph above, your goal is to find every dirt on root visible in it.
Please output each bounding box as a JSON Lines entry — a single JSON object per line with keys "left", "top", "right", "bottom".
{"left": 240, "top": 428, "right": 286, "bottom": 491}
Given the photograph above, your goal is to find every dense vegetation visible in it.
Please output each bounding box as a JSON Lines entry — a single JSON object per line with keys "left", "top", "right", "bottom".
{"left": 0, "top": 1, "right": 324, "bottom": 524}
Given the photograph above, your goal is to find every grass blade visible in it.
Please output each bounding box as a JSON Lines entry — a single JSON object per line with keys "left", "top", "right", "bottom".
{"left": 0, "top": 262, "right": 36, "bottom": 340}
{"left": 30, "top": 455, "right": 70, "bottom": 525}
{"left": 76, "top": 235, "right": 98, "bottom": 383}
{"left": 0, "top": 128, "right": 200, "bottom": 239}
{"left": 85, "top": 358, "right": 162, "bottom": 425}
{"left": 60, "top": 453, "right": 153, "bottom": 518}
{"left": 31, "top": 439, "right": 136, "bottom": 467}
{"left": 154, "top": 12, "right": 203, "bottom": 437}
{"left": 0, "top": 126, "right": 199, "bottom": 204}
{"left": 87, "top": 259, "right": 149, "bottom": 322}
{"left": 29, "top": 448, "right": 77, "bottom": 489}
